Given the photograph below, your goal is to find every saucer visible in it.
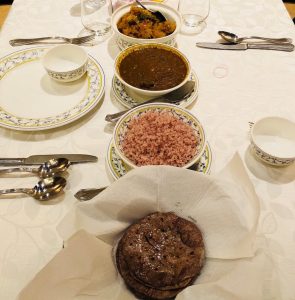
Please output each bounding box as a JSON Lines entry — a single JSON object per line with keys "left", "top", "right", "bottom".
{"left": 106, "top": 139, "right": 212, "bottom": 180}
{"left": 111, "top": 70, "right": 199, "bottom": 109}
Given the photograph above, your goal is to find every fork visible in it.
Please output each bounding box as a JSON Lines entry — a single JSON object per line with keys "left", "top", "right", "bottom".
{"left": 9, "top": 34, "right": 95, "bottom": 46}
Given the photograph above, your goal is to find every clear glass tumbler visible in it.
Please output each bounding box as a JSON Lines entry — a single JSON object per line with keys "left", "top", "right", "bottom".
{"left": 80, "top": 0, "right": 112, "bottom": 42}
{"left": 178, "top": 0, "right": 210, "bottom": 35}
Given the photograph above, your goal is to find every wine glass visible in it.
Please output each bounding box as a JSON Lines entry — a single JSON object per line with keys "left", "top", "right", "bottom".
{"left": 80, "top": 0, "right": 112, "bottom": 43}
{"left": 178, "top": 0, "right": 210, "bottom": 35}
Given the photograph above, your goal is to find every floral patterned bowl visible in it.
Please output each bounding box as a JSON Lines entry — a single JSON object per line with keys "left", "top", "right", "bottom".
{"left": 111, "top": 1, "right": 181, "bottom": 50}
{"left": 113, "top": 103, "right": 206, "bottom": 169}
{"left": 250, "top": 116, "right": 295, "bottom": 166}
{"left": 42, "top": 44, "right": 88, "bottom": 82}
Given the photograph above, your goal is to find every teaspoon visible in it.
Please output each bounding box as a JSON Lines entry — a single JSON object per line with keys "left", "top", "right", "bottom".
{"left": 74, "top": 187, "right": 107, "bottom": 201}
{"left": 135, "top": 0, "right": 166, "bottom": 22}
{"left": 0, "top": 158, "right": 70, "bottom": 178}
{"left": 218, "top": 30, "right": 292, "bottom": 44}
{"left": 0, "top": 176, "right": 67, "bottom": 201}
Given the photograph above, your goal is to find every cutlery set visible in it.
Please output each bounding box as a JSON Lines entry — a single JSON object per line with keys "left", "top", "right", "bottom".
{"left": 0, "top": 154, "right": 97, "bottom": 201}
{"left": 196, "top": 30, "right": 294, "bottom": 52}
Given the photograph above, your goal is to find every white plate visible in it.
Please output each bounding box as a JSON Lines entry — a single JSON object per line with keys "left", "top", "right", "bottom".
{"left": 106, "top": 138, "right": 212, "bottom": 180}
{"left": 0, "top": 47, "right": 105, "bottom": 131}
{"left": 111, "top": 70, "right": 199, "bottom": 109}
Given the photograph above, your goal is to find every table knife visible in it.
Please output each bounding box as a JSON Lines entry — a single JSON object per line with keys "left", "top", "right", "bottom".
{"left": 196, "top": 42, "right": 294, "bottom": 52}
{"left": 0, "top": 154, "right": 98, "bottom": 166}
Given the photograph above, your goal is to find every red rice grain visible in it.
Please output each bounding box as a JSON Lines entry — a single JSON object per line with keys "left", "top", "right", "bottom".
{"left": 122, "top": 111, "right": 199, "bottom": 167}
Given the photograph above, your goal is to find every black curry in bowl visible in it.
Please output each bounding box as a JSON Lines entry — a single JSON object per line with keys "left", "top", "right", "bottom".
{"left": 114, "top": 43, "right": 191, "bottom": 97}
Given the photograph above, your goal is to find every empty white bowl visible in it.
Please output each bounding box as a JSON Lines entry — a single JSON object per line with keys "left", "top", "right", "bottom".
{"left": 250, "top": 116, "right": 295, "bottom": 166}
{"left": 42, "top": 44, "right": 88, "bottom": 82}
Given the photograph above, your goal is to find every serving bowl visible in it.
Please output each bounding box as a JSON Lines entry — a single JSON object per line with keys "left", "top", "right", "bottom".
{"left": 250, "top": 116, "right": 295, "bottom": 166}
{"left": 114, "top": 43, "right": 191, "bottom": 98}
{"left": 111, "top": 1, "right": 181, "bottom": 50}
{"left": 113, "top": 103, "right": 206, "bottom": 169}
{"left": 42, "top": 44, "right": 88, "bottom": 82}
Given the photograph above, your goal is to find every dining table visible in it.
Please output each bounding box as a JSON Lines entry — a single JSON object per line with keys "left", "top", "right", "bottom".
{"left": 0, "top": 0, "right": 295, "bottom": 299}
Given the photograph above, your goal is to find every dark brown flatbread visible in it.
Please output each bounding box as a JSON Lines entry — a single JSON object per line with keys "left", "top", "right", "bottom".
{"left": 116, "top": 212, "right": 205, "bottom": 300}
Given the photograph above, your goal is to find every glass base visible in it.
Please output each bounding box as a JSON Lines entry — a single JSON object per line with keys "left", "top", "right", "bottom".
{"left": 78, "top": 23, "right": 112, "bottom": 45}
{"left": 181, "top": 14, "right": 206, "bottom": 35}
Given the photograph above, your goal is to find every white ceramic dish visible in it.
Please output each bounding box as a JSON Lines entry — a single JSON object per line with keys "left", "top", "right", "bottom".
{"left": 0, "top": 47, "right": 105, "bottom": 131}
{"left": 42, "top": 44, "right": 88, "bottom": 82}
{"left": 250, "top": 116, "right": 295, "bottom": 166}
{"left": 113, "top": 103, "right": 206, "bottom": 169}
{"left": 111, "top": 1, "right": 181, "bottom": 50}
{"left": 112, "top": 69, "right": 199, "bottom": 109}
{"left": 114, "top": 43, "right": 191, "bottom": 98}
{"left": 106, "top": 138, "right": 212, "bottom": 180}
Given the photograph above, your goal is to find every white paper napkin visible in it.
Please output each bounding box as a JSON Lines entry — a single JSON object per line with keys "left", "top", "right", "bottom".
{"left": 19, "top": 153, "right": 275, "bottom": 300}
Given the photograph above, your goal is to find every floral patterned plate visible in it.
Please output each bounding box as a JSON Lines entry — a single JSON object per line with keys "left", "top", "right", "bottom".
{"left": 112, "top": 70, "right": 199, "bottom": 109}
{"left": 106, "top": 139, "right": 212, "bottom": 180}
{"left": 0, "top": 47, "right": 105, "bottom": 131}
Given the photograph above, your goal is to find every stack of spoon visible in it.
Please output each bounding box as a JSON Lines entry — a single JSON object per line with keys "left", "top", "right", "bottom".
{"left": 0, "top": 158, "right": 69, "bottom": 201}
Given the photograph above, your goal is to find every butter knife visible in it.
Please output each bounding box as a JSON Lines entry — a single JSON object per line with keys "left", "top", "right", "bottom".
{"left": 196, "top": 42, "right": 294, "bottom": 52}
{"left": 0, "top": 154, "right": 98, "bottom": 166}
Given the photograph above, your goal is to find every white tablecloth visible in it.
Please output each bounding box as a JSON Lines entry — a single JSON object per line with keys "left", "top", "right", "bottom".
{"left": 0, "top": 0, "right": 294, "bottom": 299}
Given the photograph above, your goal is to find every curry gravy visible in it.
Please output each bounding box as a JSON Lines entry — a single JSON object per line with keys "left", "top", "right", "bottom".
{"left": 118, "top": 47, "right": 187, "bottom": 91}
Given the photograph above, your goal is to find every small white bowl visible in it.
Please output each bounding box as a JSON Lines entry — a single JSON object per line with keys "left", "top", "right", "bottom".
{"left": 111, "top": 1, "right": 181, "bottom": 50}
{"left": 42, "top": 44, "right": 88, "bottom": 82}
{"left": 114, "top": 43, "right": 191, "bottom": 98}
{"left": 250, "top": 116, "right": 295, "bottom": 166}
{"left": 113, "top": 103, "right": 206, "bottom": 169}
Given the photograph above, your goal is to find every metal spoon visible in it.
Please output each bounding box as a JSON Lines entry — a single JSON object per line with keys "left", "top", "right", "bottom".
{"left": 135, "top": 0, "right": 166, "bottom": 22}
{"left": 218, "top": 31, "right": 292, "bottom": 44}
{"left": 105, "top": 80, "right": 195, "bottom": 123}
{"left": 0, "top": 176, "right": 67, "bottom": 201}
{"left": 74, "top": 187, "right": 107, "bottom": 201}
{"left": 0, "top": 158, "right": 70, "bottom": 178}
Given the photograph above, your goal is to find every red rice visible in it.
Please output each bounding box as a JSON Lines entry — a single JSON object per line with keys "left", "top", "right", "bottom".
{"left": 122, "top": 111, "right": 198, "bottom": 167}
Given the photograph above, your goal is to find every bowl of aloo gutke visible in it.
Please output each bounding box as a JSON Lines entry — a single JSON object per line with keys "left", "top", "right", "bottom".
{"left": 114, "top": 43, "right": 191, "bottom": 98}
{"left": 111, "top": 2, "right": 181, "bottom": 49}
{"left": 113, "top": 103, "right": 206, "bottom": 169}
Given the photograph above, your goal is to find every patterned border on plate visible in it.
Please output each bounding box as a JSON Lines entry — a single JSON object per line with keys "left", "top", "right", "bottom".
{"left": 0, "top": 47, "right": 105, "bottom": 131}
{"left": 106, "top": 138, "right": 212, "bottom": 180}
{"left": 112, "top": 70, "right": 199, "bottom": 109}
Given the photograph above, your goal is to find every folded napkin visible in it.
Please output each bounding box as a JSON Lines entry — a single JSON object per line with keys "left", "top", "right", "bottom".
{"left": 19, "top": 153, "right": 278, "bottom": 299}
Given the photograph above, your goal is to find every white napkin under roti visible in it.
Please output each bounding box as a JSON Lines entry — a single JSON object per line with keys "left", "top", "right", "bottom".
{"left": 19, "top": 154, "right": 278, "bottom": 300}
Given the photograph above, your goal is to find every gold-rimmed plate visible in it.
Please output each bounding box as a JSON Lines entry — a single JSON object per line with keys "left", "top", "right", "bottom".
{"left": 0, "top": 47, "right": 105, "bottom": 131}
{"left": 106, "top": 138, "right": 212, "bottom": 180}
{"left": 111, "top": 70, "right": 198, "bottom": 109}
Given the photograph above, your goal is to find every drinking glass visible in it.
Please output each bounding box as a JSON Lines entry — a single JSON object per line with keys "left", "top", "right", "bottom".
{"left": 80, "top": 0, "right": 112, "bottom": 42}
{"left": 178, "top": 0, "right": 210, "bottom": 34}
